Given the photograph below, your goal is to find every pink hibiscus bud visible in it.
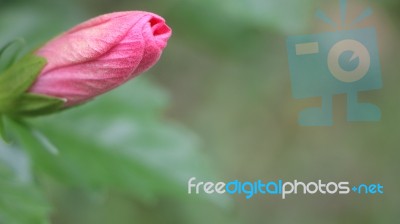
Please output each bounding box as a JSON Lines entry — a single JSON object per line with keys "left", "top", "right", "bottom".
{"left": 28, "top": 11, "right": 171, "bottom": 107}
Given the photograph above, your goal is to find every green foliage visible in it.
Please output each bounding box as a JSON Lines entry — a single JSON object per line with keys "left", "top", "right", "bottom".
{"left": 2, "top": 77, "right": 229, "bottom": 224}
{"left": 0, "top": 143, "right": 50, "bottom": 224}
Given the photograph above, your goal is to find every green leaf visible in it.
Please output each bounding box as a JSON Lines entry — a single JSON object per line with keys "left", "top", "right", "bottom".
{"left": 0, "top": 54, "right": 46, "bottom": 112}
{"left": 12, "top": 77, "right": 231, "bottom": 208}
{"left": 10, "top": 94, "right": 65, "bottom": 117}
{"left": 0, "top": 142, "right": 50, "bottom": 224}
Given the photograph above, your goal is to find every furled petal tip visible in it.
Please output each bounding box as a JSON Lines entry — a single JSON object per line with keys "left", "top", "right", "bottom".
{"left": 29, "top": 11, "right": 172, "bottom": 107}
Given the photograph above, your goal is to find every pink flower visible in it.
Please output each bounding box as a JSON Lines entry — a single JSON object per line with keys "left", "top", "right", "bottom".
{"left": 29, "top": 11, "right": 171, "bottom": 107}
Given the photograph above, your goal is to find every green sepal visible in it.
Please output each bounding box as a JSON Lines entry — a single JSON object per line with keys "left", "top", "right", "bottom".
{"left": 10, "top": 94, "right": 66, "bottom": 117}
{"left": 0, "top": 54, "right": 47, "bottom": 112}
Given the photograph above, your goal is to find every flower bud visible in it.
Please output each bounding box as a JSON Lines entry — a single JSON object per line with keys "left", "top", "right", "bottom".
{"left": 29, "top": 11, "right": 171, "bottom": 107}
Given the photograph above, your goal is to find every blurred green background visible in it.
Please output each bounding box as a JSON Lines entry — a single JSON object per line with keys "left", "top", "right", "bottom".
{"left": 1, "top": 0, "right": 400, "bottom": 223}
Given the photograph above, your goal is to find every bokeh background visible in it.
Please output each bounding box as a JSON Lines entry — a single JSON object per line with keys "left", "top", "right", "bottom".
{"left": 1, "top": 0, "right": 400, "bottom": 223}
